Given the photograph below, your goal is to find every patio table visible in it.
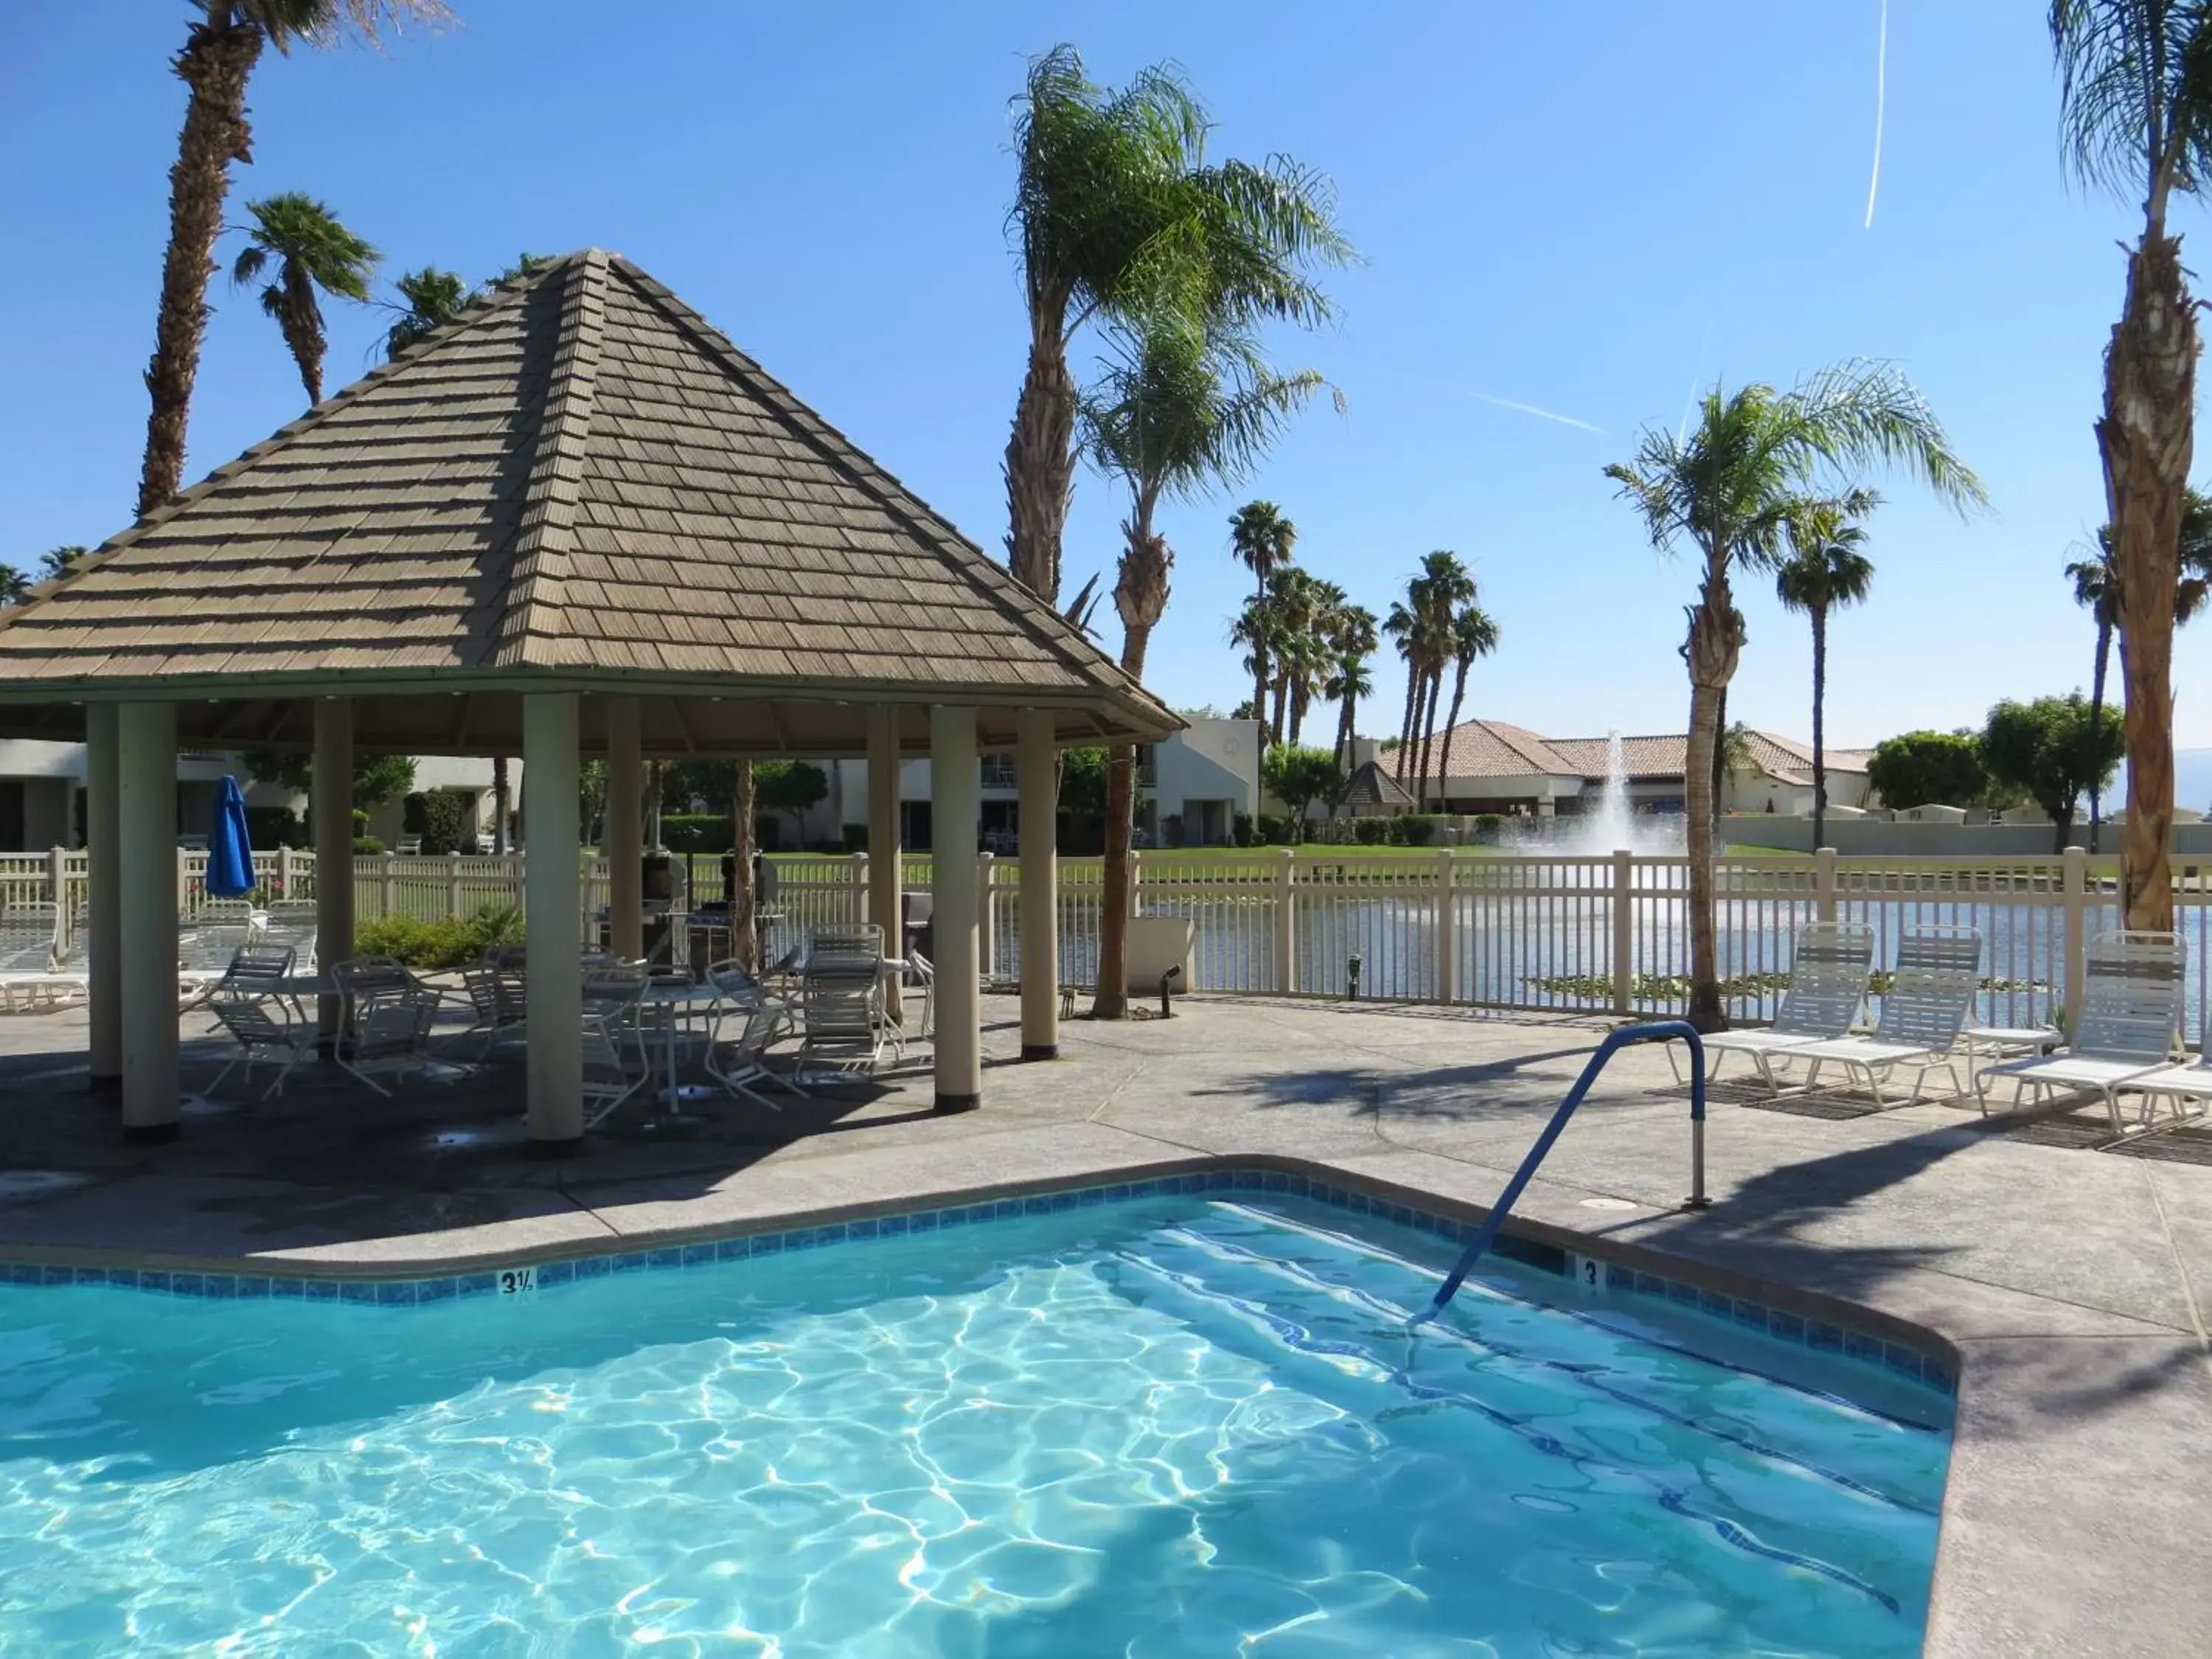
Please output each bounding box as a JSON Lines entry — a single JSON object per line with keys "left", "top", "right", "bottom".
{"left": 1961, "top": 1023, "right": 2062, "bottom": 1063}
{"left": 637, "top": 977, "right": 724, "bottom": 1124}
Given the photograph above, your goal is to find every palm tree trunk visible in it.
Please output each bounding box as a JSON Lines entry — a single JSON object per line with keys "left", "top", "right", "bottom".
{"left": 1683, "top": 573, "right": 1743, "bottom": 1032}
{"left": 1440, "top": 655, "right": 1472, "bottom": 813}
{"left": 1270, "top": 668, "right": 1290, "bottom": 748}
{"left": 1094, "top": 522, "right": 1170, "bottom": 1020}
{"left": 731, "top": 759, "right": 757, "bottom": 971}
{"left": 139, "top": 13, "right": 264, "bottom": 520}
{"left": 1335, "top": 688, "right": 1354, "bottom": 772}
{"left": 1253, "top": 572, "right": 1270, "bottom": 736}
{"left": 1003, "top": 313, "right": 1075, "bottom": 602}
{"left": 1809, "top": 606, "right": 1827, "bottom": 849}
{"left": 1711, "top": 684, "right": 1729, "bottom": 835}
{"left": 278, "top": 265, "right": 327, "bottom": 405}
{"left": 491, "top": 755, "right": 509, "bottom": 855}
{"left": 1421, "top": 669, "right": 1444, "bottom": 805}
{"left": 1394, "top": 678, "right": 1416, "bottom": 784}
{"left": 2088, "top": 617, "right": 2112, "bottom": 853}
{"left": 2104, "top": 227, "right": 2197, "bottom": 931}
{"left": 1411, "top": 672, "right": 1433, "bottom": 807}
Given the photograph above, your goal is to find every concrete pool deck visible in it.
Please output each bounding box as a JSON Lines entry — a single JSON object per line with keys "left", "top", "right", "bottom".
{"left": 0, "top": 992, "right": 2205, "bottom": 1658}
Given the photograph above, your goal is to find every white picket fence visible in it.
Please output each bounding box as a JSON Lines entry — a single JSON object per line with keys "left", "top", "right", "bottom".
{"left": 6, "top": 844, "right": 2209, "bottom": 1041}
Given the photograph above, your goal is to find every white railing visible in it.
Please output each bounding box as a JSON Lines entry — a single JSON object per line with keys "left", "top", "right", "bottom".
{"left": 11, "top": 844, "right": 2212, "bottom": 1041}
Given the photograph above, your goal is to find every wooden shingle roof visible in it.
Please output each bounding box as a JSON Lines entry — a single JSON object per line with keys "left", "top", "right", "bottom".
{"left": 0, "top": 249, "right": 1177, "bottom": 757}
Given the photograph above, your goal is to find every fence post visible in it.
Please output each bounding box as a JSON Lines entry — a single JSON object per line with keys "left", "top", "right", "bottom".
{"left": 277, "top": 844, "right": 294, "bottom": 899}
{"left": 978, "top": 852, "right": 996, "bottom": 983}
{"left": 448, "top": 852, "right": 464, "bottom": 920}
{"left": 176, "top": 846, "right": 190, "bottom": 919}
{"left": 1612, "top": 847, "right": 1634, "bottom": 1015}
{"left": 381, "top": 853, "right": 397, "bottom": 922}
{"left": 1275, "top": 847, "right": 1295, "bottom": 995}
{"left": 46, "top": 846, "right": 66, "bottom": 916}
{"left": 1435, "top": 846, "right": 1457, "bottom": 1004}
{"left": 1815, "top": 846, "right": 1838, "bottom": 923}
{"left": 852, "top": 852, "right": 869, "bottom": 922}
{"left": 2063, "top": 844, "right": 2088, "bottom": 1032}
{"left": 1129, "top": 849, "right": 1144, "bottom": 917}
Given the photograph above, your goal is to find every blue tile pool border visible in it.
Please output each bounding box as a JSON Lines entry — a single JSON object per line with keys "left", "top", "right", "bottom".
{"left": 0, "top": 1165, "right": 1956, "bottom": 1396}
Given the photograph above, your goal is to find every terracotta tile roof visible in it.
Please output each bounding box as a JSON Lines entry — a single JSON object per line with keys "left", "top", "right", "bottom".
{"left": 1545, "top": 734, "right": 1684, "bottom": 779}
{"left": 1426, "top": 719, "right": 1580, "bottom": 780}
{"left": 0, "top": 250, "right": 1172, "bottom": 751}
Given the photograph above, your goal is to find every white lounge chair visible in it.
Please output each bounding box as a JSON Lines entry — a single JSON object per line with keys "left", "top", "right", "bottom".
{"left": 0, "top": 902, "right": 74, "bottom": 1012}
{"left": 799, "top": 925, "right": 890, "bottom": 1074}
{"left": 1976, "top": 931, "right": 2183, "bottom": 1132}
{"left": 1671, "top": 922, "right": 1875, "bottom": 1093}
{"left": 178, "top": 902, "right": 254, "bottom": 1009}
{"left": 1781, "top": 926, "right": 1984, "bottom": 1107}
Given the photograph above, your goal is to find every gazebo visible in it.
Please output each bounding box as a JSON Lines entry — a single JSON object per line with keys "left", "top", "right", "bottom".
{"left": 0, "top": 249, "right": 1177, "bottom": 1149}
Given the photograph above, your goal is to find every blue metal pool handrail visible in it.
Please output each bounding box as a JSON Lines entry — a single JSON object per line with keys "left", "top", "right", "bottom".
{"left": 1415, "top": 1020, "right": 1708, "bottom": 1326}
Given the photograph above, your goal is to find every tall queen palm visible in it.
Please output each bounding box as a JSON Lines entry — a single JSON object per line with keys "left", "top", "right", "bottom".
{"left": 2051, "top": 2, "right": 2212, "bottom": 926}
{"left": 1775, "top": 499, "right": 1876, "bottom": 851}
{"left": 1082, "top": 312, "right": 1325, "bottom": 1017}
{"left": 1228, "top": 501, "right": 1297, "bottom": 731}
{"left": 232, "top": 193, "right": 378, "bottom": 405}
{"left": 1606, "top": 364, "right": 1982, "bottom": 1030}
{"left": 137, "top": 0, "right": 445, "bottom": 519}
{"left": 1004, "top": 46, "right": 1348, "bottom": 603}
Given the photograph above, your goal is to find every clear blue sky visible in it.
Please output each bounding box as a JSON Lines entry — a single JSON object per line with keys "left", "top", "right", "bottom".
{"left": 0, "top": 2, "right": 2192, "bottom": 748}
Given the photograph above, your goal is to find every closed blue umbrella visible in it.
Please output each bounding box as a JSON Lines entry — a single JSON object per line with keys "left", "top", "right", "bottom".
{"left": 207, "top": 775, "right": 257, "bottom": 900}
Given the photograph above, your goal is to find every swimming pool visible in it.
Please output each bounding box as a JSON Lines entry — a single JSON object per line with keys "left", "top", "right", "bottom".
{"left": 0, "top": 1184, "right": 1949, "bottom": 1656}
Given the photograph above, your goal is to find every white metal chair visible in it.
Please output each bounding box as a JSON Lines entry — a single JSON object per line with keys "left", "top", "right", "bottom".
{"left": 330, "top": 956, "right": 442, "bottom": 1095}
{"left": 254, "top": 900, "right": 319, "bottom": 972}
{"left": 703, "top": 957, "right": 804, "bottom": 1107}
{"left": 1977, "top": 931, "right": 2185, "bottom": 1131}
{"left": 204, "top": 945, "right": 315, "bottom": 1099}
{"left": 906, "top": 947, "right": 936, "bottom": 1040}
{"left": 1669, "top": 922, "right": 1874, "bottom": 1093}
{"left": 1783, "top": 926, "right": 1984, "bottom": 1106}
{"left": 0, "top": 902, "right": 72, "bottom": 1012}
{"left": 178, "top": 902, "right": 255, "bottom": 1008}
{"left": 457, "top": 947, "right": 528, "bottom": 1059}
{"left": 577, "top": 961, "right": 651, "bottom": 1126}
{"left": 799, "top": 926, "right": 889, "bottom": 1074}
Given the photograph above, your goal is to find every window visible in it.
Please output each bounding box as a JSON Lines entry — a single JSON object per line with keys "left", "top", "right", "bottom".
{"left": 979, "top": 754, "right": 1017, "bottom": 790}
{"left": 1137, "top": 745, "right": 1158, "bottom": 788}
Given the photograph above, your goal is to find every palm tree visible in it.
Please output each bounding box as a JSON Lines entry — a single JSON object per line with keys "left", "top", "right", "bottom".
{"left": 1285, "top": 580, "right": 1347, "bottom": 744}
{"left": 1385, "top": 600, "right": 1419, "bottom": 788}
{"left": 1003, "top": 46, "right": 1349, "bottom": 605}
{"left": 1083, "top": 309, "right": 1326, "bottom": 1018}
{"left": 2050, "top": 3, "right": 2212, "bottom": 926}
{"left": 1228, "top": 501, "right": 1296, "bottom": 731}
{"left": 138, "top": 1, "right": 447, "bottom": 519}
{"left": 1605, "top": 363, "right": 1982, "bottom": 1029}
{"left": 1409, "top": 552, "right": 1476, "bottom": 804}
{"left": 38, "top": 546, "right": 88, "bottom": 581}
{"left": 1262, "top": 567, "right": 1326, "bottom": 745}
{"left": 2067, "top": 484, "right": 2212, "bottom": 849}
{"left": 1775, "top": 498, "right": 1877, "bottom": 849}
{"left": 0, "top": 568, "right": 31, "bottom": 606}
{"left": 1324, "top": 603, "right": 1378, "bottom": 770}
{"left": 1434, "top": 604, "right": 1502, "bottom": 808}
{"left": 232, "top": 193, "right": 378, "bottom": 404}
{"left": 384, "top": 265, "right": 470, "bottom": 358}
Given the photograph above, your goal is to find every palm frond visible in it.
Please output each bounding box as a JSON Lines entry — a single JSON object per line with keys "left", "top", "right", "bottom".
{"left": 240, "top": 0, "right": 453, "bottom": 54}
{"left": 231, "top": 245, "right": 268, "bottom": 286}
{"left": 2049, "top": 0, "right": 2212, "bottom": 202}
{"left": 1781, "top": 359, "right": 1986, "bottom": 511}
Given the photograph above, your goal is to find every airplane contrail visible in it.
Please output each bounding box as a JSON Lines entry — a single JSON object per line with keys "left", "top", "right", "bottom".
{"left": 1865, "top": 0, "right": 1888, "bottom": 229}
{"left": 1468, "top": 391, "right": 1604, "bottom": 434}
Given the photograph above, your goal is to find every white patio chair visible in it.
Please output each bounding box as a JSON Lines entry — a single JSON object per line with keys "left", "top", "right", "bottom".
{"left": 705, "top": 956, "right": 796, "bottom": 1044}
{"left": 1783, "top": 925, "right": 1984, "bottom": 1107}
{"left": 330, "top": 956, "right": 442, "bottom": 1096}
{"left": 705, "top": 995, "right": 806, "bottom": 1110}
{"left": 203, "top": 945, "right": 315, "bottom": 1099}
{"left": 580, "top": 967, "right": 651, "bottom": 1127}
{"left": 1668, "top": 922, "right": 1874, "bottom": 1093}
{"left": 1977, "top": 931, "right": 2184, "bottom": 1132}
{"left": 178, "top": 902, "right": 254, "bottom": 1008}
{"left": 906, "top": 947, "right": 936, "bottom": 1040}
{"left": 0, "top": 902, "right": 70, "bottom": 1012}
{"left": 254, "top": 900, "right": 319, "bottom": 971}
{"left": 457, "top": 947, "right": 528, "bottom": 1059}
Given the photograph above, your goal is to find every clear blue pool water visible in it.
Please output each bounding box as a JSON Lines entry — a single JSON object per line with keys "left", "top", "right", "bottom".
{"left": 0, "top": 1194, "right": 1948, "bottom": 1657}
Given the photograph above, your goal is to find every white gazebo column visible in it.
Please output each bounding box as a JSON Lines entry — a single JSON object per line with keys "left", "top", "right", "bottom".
{"left": 524, "top": 692, "right": 583, "bottom": 1152}
{"left": 1016, "top": 708, "right": 1059, "bottom": 1060}
{"left": 117, "top": 701, "right": 178, "bottom": 1141}
{"left": 866, "top": 706, "right": 902, "bottom": 1014}
{"left": 313, "top": 698, "right": 354, "bottom": 1038}
{"left": 929, "top": 704, "right": 981, "bottom": 1112}
{"left": 605, "top": 697, "right": 643, "bottom": 961}
{"left": 86, "top": 703, "right": 121, "bottom": 1091}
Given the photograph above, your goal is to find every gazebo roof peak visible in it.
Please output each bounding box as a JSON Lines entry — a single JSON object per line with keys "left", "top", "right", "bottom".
{"left": 0, "top": 248, "right": 1176, "bottom": 757}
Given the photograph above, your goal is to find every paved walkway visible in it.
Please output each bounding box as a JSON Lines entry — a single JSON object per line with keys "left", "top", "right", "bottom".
{"left": 0, "top": 993, "right": 2206, "bottom": 1658}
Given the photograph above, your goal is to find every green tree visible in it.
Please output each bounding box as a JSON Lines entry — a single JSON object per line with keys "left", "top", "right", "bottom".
{"left": 1324, "top": 603, "right": 1378, "bottom": 771}
{"left": 241, "top": 749, "right": 416, "bottom": 809}
{"left": 1401, "top": 552, "right": 1476, "bottom": 804}
{"left": 755, "top": 760, "right": 829, "bottom": 845}
{"left": 38, "top": 546, "right": 88, "bottom": 581}
{"left": 1604, "top": 364, "right": 1983, "bottom": 1029}
{"left": 1865, "top": 731, "right": 1990, "bottom": 813}
{"left": 1775, "top": 498, "right": 1877, "bottom": 849}
{"left": 138, "top": 1, "right": 447, "bottom": 518}
{"left": 0, "top": 568, "right": 30, "bottom": 606}
{"left": 1261, "top": 744, "right": 1342, "bottom": 842}
{"left": 232, "top": 192, "right": 379, "bottom": 404}
{"left": 1228, "top": 501, "right": 1296, "bottom": 731}
{"left": 1083, "top": 310, "right": 1328, "bottom": 1017}
{"left": 383, "top": 265, "right": 470, "bottom": 358}
{"left": 2051, "top": 1, "right": 2212, "bottom": 925}
{"left": 1983, "top": 695, "right": 2126, "bottom": 852}
{"left": 1001, "top": 45, "right": 1349, "bottom": 604}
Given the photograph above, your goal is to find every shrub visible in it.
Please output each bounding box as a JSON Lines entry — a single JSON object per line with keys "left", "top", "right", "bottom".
{"left": 245, "top": 805, "right": 304, "bottom": 849}
{"left": 1400, "top": 815, "right": 1442, "bottom": 846}
{"left": 1256, "top": 813, "right": 1292, "bottom": 845}
{"left": 1163, "top": 813, "right": 1186, "bottom": 848}
{"left": 401, "top": 787, "right": 472, "bottom": 855}
{"left": 351, "top": 807, "right": 369, "bottom": 835}
{"left": 1352, "top": 816, "right": 1391, "bottom": 845}
{"left": 352, "top": 836, "right": 386, "bottom": 855}
{"left": 352, "top": 901, "right": 523, "bottom": 970}
{"left": 1233, "top": 812, "right": 1256, "bottom": 848}
{"left": 1385, "top": 815, "right": 1411, "bottom": 845}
